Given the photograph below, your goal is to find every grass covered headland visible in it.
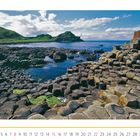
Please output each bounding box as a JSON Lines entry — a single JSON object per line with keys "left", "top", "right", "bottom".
{"left": 0, "top": 27, "right": 83, "bottom": 44}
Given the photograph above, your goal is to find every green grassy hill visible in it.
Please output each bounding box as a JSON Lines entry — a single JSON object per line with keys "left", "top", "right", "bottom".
{"left": 0, "top": 27, "right": 24, "bottom": 39}
{"left": 54, "top": 31, "right": 83, "bottom": 42}
{"left": 0, "top": 27, "right": 83, "bottom": 44}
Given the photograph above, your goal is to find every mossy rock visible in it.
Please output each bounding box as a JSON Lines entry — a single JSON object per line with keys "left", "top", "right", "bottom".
{"left": 13, "top": 89, "right": 28, "bottom": 95}
{"left": 29, "top": 95, "right": 61, "bottom": 107}
{"left": 46, "top": 96, "right": 61, "bottom": 107}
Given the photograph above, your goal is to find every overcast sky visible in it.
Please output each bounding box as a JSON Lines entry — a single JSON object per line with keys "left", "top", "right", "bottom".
{"left": 0, "top": 10, "right": 139, "bottom": 40}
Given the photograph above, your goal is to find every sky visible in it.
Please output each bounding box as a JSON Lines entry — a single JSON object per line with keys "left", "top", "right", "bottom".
{"left": 0, "top": 10, "right": 140, "bottom": 40}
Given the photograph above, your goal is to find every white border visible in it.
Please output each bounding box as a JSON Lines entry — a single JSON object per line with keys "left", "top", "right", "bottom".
{"left": 0, "top": 0, "right": 139, "bottom": 10}
{"left": 0, "top": 120, "right": 140, "bottom": 127}
{"left": 0, "top": 0, "right": 140, "bottom": 130}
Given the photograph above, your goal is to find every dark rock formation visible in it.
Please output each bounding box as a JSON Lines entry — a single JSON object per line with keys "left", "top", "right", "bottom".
{"left": 54, "top": 31, "right": 83, "bottom": 42}
{"left": 53, "top": 51, "right": 67, "bottom": 62}
{"left": 131, "top": 30, "right": 140, "bottom": 50}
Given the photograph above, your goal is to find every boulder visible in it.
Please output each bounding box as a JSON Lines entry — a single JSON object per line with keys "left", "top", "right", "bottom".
{"left": 0, "top": 101, "right": 18, "bottom": 119}
{"left": 53, "top": 52, "right": 67, "bottom": 62}
{"left": 94, "top": 76, "right": 100, "bottom": 85}
{"left": 117, "top": 77, "right": 127, "bottom": 85}
{"left": 129, "top": 89, "right": 140, "bottom": 97}
{"left": 0, "top": 78, "right": 6, "bottom": 83}
{"left": 134, "top": 76, "right": 140, "bottom": 83}
{"left": 83, "top": 104, "right": 109, "bottom": 119}
{"left": 58, "top": 100, "right": 80, "bottom": 116}
{"left": 68, "top": 113, "right": 88, "bottom": 119}
{"left": 108, "top": 59, "right": 114, "bottom": 66}
{"left": 52, "top": 87, "right": 64, "bottom": 97}
{"left": 116, "top": 53, "right": 124, "bottom": 62}
{"left": 58, "top": 106, "right": 72, "bottom": 116}
{"left": 126, "top": 72, "right": 135, "bottom": 79}
{"left": 113, "top": 61, "right": 120, "bottom": 66}
{"left": 16, "top": 97, "right": 31, "bottom": 107}
{"left": 105, "top": 103, "right": 128, "bottom": 119}
{"left": 13, "top": 106, "right": 31, "bottom": 119}
{"left": 59, "top": 81, "right": 68, "bottom": 86}
{"left": 0, "top": 97, "right": 8, "bottom": 106}
{"left": 114, "top": 85, "right": 130, "bottom": 97}
{"left": 136, "top": 60, "right": 140, "bottom": 64}
{"left": 87, "top": 76, "right": 95, "bottom": 86}
{"left": 85, "top": 95, "right": 94, "bottom": 102}
{"left": 132, "top": 53, "right": 140, "bottom": 61}
{"left": 129, "top": 114, "right": 140, "bottom": 119}
{"left": 107, "top": 52, "right": 116, "bottom": 58}
{"left": 44, "top": 109, "right": 57, "bottom": 119}
{"left": 99, "top": 82, "right": 106, "bottom": 90}
{"left": 68, "top": 80, "right": 80, "bottom": 91}
{"left": 67, "top": 100, "right": 80, "bottom": 111}
{"left": 132, "top": 64, "right": 140, "bottom": 69}
{"left": 1, "top": 101, "right": 18, "bottom": 113}
{"left": 124, "top": 106, "right": 140, "bottom": 116}
{"left": 49, "top": 115, "right": 68, "bottom": 119}
{"left": 44, "top": 56, "right": 54, "bottom": 63}
{"left": 31, "top": 103, "right": 49, "bottom": 114}
{"left": 80, "top": 77, "right": 88, "bottom": 87}
{"left": 127, "top": 100, "right": 139, "bottom": 109}
{"left": 126, "top": 60, "right": 132, "bottom": 67}
{"left": 86, "top": 54, "right": 96, "bottom": 61}
{"left": 45, "top": 92, "right": 53, "bottom": 96}
{"left": 81, "top": 101, "right": 92, "bottom": 108}
{"left": 113, "top": 45, "right": 121, "bottom": 51}
{"left": 71, "top": 89, "right": 87, "bottom": 99}
{"left": 8, "top": 94, "right": 20, "bottom": 101}
{"left": 64, "top": 88, "right": 71, "bottom": 96}
{"left": 118, "top": 95, "right": 128, "bottom": 107}
{"left": 47, "top": 83, "right": 53, "bottom": 92}
{"left": 28, "top": 114, "right": 46, "bottom": 119}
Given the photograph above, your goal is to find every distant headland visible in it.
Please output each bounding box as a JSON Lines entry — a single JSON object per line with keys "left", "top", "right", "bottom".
{"left": 0, "top": 27, "right": 83, "bottom": 44}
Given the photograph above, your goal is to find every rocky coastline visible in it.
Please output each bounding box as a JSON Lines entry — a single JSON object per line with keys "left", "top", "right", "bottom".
{"left": 0, "top": 31, "right": 140, "bottom": 119}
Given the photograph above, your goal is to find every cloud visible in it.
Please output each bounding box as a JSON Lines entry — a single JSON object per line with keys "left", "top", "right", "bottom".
{"left": 0, "top": 12, "right": 37, "bottom": 36}
{"left": 105, "top": 27, "right": 140, "bottom": 33}
{"left": 48, "top": 13, "right": 56, "bottom": 21}
{"left": 0, "top": 11, "right": 59, "bottom": 36}
{"left": 38, "top": 10, "right": 47, "bottom": 19}
{"left": 105, "top": 27, "right": 140, "bottom": 40}
{"left": 0, "top": 11, "right": 136, "bottom": 40}
{"left": 0, "top": 11, "right": 121, "bottom": 38}
{"left": 122, "top": 14, "right": 132, "bottom": 18}
{"left": 65, "top": 16, "right": 119, "bottom": 29}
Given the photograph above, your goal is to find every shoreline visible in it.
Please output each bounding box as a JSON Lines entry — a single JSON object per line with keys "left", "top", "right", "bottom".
{"left": 0, "top": 40, "right": 84, "bottom": 45}
{"left": 0, "top": 40, "right": 128, "bottom": 45}
{"left": 0, "top": 40, "right": 140, "bottom": 119}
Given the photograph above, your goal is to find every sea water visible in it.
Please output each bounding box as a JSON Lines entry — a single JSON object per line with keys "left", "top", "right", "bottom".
{"left": 7, "top": 40, "right": 128, "bottom": 81}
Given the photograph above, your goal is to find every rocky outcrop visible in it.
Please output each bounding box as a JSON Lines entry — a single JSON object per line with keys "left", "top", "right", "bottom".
{"left": 132, "top": 30, "right": 140, "bottom": 43}
{"left": 53, "top": 51, "right": 67, "bottom": 62}
{"left": 131, "top": 30, "right": 140, "bottom": 50}
{"left": 54, "top": 31, "right": 83, "bottom": 42}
